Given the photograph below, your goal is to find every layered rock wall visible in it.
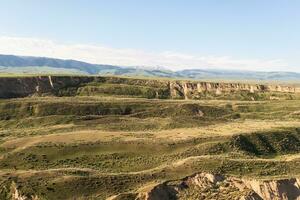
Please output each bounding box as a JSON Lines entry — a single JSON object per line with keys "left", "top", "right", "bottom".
{"left": 0, "top": 75, "right": 298, "bottom": 99}
{"left": 133, "top": 173, "right": 300, "bottom": 200}
{"left": 169, "top": 81, "right": 299, "bottom": 99}
{"left": 0, "top": 76, "right": 94, "bottom": 98}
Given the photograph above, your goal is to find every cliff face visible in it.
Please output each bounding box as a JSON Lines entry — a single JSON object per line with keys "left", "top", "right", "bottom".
{"left": 134, "top": 173, "right": 300, "bottom": 200}
{"left": 0, "top": 76, "right": 53, "bottom": 98}
{"left": 170, "top": 81, "right": 299, "bottom": 99}
{"left": 0, "top": 76, "right": 94, "bottom": 98}
{"left": 0, "top": 76, "right": 298, "bottom": 99}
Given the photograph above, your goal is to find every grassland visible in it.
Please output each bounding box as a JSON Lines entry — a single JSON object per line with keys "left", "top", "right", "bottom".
{"left": 0, "top": 77, "right": 300, "bottom": 199}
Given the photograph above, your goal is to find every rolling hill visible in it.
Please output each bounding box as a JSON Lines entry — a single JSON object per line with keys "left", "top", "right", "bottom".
{"left": 0, "top": 54, "right": 300, "bottom": 81}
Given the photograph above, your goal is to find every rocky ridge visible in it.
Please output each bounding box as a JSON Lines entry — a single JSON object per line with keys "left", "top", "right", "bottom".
{"left": 111, "top": 173, "right": 300, "bottom": 200}
{"left": 0, "top": 76, "right": 299, "bottom": 99}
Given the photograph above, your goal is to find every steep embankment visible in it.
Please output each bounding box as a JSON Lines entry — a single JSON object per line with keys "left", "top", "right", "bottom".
{"left": 0, "top": 76, "right": 94, "bottom": 98}
{"left": 113, "top": 173, "right": 300, "bottom": 200}
{"left": 0, "top": 76, "right": 299, "bottom": 100}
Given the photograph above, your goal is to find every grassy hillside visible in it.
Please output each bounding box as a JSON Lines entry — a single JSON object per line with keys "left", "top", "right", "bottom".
{"left": 0, "top": 76, "right": 300, "bottom": 199}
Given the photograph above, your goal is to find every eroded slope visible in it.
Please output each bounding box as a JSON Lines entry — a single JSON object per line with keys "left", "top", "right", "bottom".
{"left": 0, "top": 76, "right": 299, "bottom": 199}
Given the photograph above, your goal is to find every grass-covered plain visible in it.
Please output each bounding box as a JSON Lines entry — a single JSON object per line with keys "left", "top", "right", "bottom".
{"left": 0, "top": 82, "right": 300, "bottom": 199}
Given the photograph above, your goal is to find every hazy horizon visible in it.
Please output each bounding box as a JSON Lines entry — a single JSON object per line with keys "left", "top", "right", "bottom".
{"left": 1, "top": 1, "right": 300, "bottom": 72}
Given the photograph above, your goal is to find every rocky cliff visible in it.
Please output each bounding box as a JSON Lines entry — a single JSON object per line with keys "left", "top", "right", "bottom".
{"left": 116, "top": 173, "right": 300, "bottom": 200}
{"left": 0, "top": 76, "right": 299, "bottom": 99}
{"left": 170, "top": 81, "right": 300, "bottom": 100}
{"left": 8, "top": 172, "right": 300, "bottom": 200}
{"left": 0, "top": 76, "right": 95, "bottom": 98}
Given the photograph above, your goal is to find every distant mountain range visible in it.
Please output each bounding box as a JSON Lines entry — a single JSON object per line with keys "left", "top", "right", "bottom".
{"left": 0, "top": 54, "right": 300, "bottom": 81}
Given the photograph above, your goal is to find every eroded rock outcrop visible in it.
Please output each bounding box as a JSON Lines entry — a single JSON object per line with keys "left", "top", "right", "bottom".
{"left": 133, "top": 173, "right": 300, "bottom": 200}
{"left": 0, "top": 76, "right": 299, "bottom": 99}
{"left": 241, "top": 178, "right": 300, "bottom": 200}
{"left": 0, "top": 76, "right": 94, "bottom": 98}
{"left": 169, "top": 81, "right": 299, "bottom": 100}
{"left": 0, "top": 76, "right": 167, "bottom": 98}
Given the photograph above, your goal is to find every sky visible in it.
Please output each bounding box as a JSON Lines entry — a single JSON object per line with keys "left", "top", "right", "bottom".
{"left": 0, "top": 0, "right": 300, "bottom": 72}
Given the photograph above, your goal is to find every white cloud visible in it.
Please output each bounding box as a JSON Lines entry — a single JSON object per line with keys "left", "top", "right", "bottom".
{"left": 0, "top": 36, "right": 291, "bottom": 72}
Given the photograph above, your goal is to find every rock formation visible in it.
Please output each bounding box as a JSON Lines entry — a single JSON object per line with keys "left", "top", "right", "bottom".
{"left": 133, "top": 173, "right": 300, "bottom": 200}
{"left": 170, "top": 81, "right": 299, "bottom": 100}
{"left": 0, "top": 76, "right": 299, "bottom": 99}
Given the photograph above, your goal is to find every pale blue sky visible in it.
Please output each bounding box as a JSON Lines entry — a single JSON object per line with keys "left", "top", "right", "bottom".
{"left": 0, "top": 0, "right": 300, "bottom": 72}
